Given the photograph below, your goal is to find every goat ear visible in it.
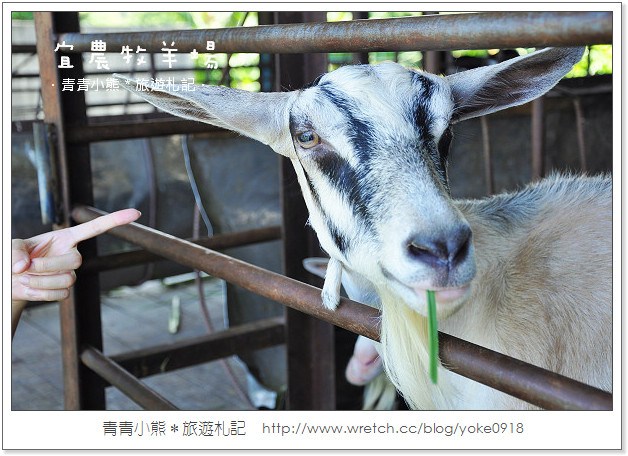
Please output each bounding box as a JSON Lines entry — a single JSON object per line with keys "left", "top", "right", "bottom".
{"left": 446, "top": 47, "right": 585, "bottom": 123}
{"left": 302, "top": 257, "right": 330, "bottom": 279}
{"left": 114, "top": 74, "right": 295, "bottom": 154}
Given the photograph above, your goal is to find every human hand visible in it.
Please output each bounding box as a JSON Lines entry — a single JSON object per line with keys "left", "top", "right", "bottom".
{"left": 11, "top": 208, "right": 141, "bottom": 302}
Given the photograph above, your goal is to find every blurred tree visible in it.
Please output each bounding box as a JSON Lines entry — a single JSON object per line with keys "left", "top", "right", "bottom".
{"left": 11, "top": 12, "right": 34, "bottom": 20}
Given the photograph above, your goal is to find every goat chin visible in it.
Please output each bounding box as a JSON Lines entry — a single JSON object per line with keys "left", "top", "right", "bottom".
{"left": 379, "top": 286, "right": 457, "bottom": 410}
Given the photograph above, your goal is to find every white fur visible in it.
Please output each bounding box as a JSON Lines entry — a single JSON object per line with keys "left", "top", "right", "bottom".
{"left": 322, "top": 257, "right": 343, "bottom": 310}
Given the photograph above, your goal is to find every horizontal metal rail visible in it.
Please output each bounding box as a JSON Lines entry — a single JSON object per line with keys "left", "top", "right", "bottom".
{"left": 80, "top": 346, "right": 178, "bottom": 410}
{"left": 73, "top": 205, "right": 612, "bottom": 410}
{"left": 56, "top": 12, "right": 612, "bottom": 54}
{"left": 66, "top": 117, "right": 232, "bottom": 144}
{"left": 11, "top": 89, "right": 607, "bottom": 143}
{"left": 81, "top": 225, "right": 281, "bottom": 272}
{"left": 52, "top": 81, "right": 612, "bottom": 144}
{"left": 74, "top": 205, "right": 378, "bottom": 340}
{"left": 110, "top": 317, "right": 285, "bottom": 381}
{"left": 440, "top": 336, "right": 611, "bottom": 411}
{"left": 12, "top": 64, "right": 260, "bottom": 79}
{"left": 12, "top": 44, "right": 38, "bottom": 53}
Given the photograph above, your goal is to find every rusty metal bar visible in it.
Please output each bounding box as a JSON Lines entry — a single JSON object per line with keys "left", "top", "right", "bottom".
{"left": 73, "top": 205, "right": 379, "bottom": 340}
{"left": 11, "top": 65, "right": 260, "bottom": 79}
{"left": 110, "top": 317, "right": 285, "bottom": 381}
{"left": 12, "top": 44, "right": 38, "bottom": 53}
{"left": 66, "top": 117, "right": 233, "bottom": 144}
{"left": 34, "top": 12, "right": 72, "bottom": 227}
{"left": 80, "top": 347, "right": 178, "bottom": 410}
{"left": 277, "top": 11, "right": 336, "bottom": 411}
{"left": 440, "top": 336, "right": 612, "bottom": 411}
{"left": 32, "top": 122, "right": 61, "bottom": 225}
{"left": 72, "top": 205, "right": 612, "bottom": 411}
{"left": 34, "top": 12, "right": 108, "bottom": 410}
{"left": 35, "top": 13, "right": 80, "bottom": 409}
{"left": 81, "top": 225, "right": 281, "bottom": 272}
{"left": 56, "top": 12, "right": 612, "bottom": 54}
{"left": 17, "top": 84, "right": 604, "bottom": 145}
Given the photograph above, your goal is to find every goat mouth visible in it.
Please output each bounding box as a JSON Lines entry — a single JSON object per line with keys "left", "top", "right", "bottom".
{"left": 420, "top": 285, "right": 470, "bottom": 303}
{"left": 383, "top": 281, "right": 472, "bottom": 318}
{"left": 379, "top": 262, "right": 472, "bottom": 308}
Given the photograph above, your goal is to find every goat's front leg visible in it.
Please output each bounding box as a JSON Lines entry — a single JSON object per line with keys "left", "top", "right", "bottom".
{"left": 321, "top": 257, "right": 343, "bottom": 310}
{"left": 346, "top": 335, "right": 383, "bottom": 385}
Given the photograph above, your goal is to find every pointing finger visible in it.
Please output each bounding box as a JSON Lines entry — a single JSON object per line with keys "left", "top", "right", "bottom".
{"left": 68, "top": 208, "right": 141, "bottom": 244}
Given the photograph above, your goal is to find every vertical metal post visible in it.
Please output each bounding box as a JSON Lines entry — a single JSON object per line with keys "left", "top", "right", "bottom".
{"left": 573, "top": 97, "right": 588, "bottom": 172}
{"left": 351, "top": 12, "right": 371, "bottom": 64}
{"left": 423, "top": 51, "right": 444, "bottom": 73}
{"left": 422, "top": 12, "right": 445, "bottom": 74}
{"left": 531, "top": 97, "right": 545, "bottom": 179}
{"left": 257, "top": 12, "right": 276, "bottom": 93}
{"left": 275, "top": 11, "right": 336, "bottom": 410}
{"left": 32, "top": 122, "right": 60, "bottom": 225}
{"left": 480, "top": 116, "right": 494, "bottom": 194}
{"left": 34, "top": 12, "right": 106, "bottom": 410}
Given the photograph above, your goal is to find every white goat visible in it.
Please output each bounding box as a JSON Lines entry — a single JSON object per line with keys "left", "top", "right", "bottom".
{"left": 116, "top": 46, "right": 612, "bottom": 409}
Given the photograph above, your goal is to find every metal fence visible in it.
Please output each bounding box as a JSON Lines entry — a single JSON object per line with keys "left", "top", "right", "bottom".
{"left": 30, "top": 11, "right": 612, "bottom": 411}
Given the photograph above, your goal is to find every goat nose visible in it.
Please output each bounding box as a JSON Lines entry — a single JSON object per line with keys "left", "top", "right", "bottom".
{"left": 406, "top": 225, "right": 472, "bottom": 269}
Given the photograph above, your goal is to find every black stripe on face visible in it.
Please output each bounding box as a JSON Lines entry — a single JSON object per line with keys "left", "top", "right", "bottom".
{"left": 316, "top": 86, "right": 376, "bottom": 228}
{"left": 411, "top": 72, "right": 436, "bottom": 141}
{"left": 328, "top": 221, "right": 349, "bottom": 254}
{"left": 289, "top": 136, "right": 351, "bottom": 256}
{"left": 307, "top": 168, "right": 350, "bottom": 255}
{"left": 411, "top": 72, "right": 450, "bottom": 188}
{"left": 306, "top": 167, "right": 350, "bottom": 255}
{"left": 318, "top": 86, "right": 376, "bottom": 164}
{"left": 311, "top": 151, "right": 373, "bottom": 228}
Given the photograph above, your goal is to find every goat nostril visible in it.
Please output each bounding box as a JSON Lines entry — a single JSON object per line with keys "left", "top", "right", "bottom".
{"left": 406, "top": 226, "right": 472, "bottom": 269}
{"left": 407, "top": 239, "right": 448, "bottom": 267}
{"left": 449, "top": 225, "right": 472, "bottom": 266}
{"left": 408, "top": 241, "right": 434, "bottom": 259}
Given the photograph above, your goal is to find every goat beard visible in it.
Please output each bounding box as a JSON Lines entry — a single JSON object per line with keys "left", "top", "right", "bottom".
{"left": 379, "top": 287, "right": 458, "bottom": 410}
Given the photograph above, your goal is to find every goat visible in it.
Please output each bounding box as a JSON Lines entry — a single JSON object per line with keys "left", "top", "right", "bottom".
{"left": 115, "top": 46, "right": 612, "bottom": 409}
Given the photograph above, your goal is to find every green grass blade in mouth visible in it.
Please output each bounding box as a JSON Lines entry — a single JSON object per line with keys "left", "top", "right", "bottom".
{"left": 426, "top": 290, "right": 438, "bottom": 384}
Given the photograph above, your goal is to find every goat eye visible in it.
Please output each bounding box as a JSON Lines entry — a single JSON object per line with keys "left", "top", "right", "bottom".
{"left": 296, "top": 130, "right": 320, "bottom": 148}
